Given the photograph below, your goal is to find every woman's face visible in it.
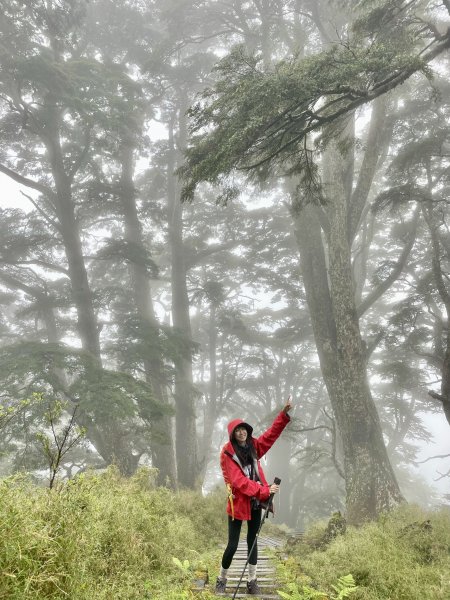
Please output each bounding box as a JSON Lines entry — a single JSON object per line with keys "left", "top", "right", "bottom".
{"left": 234, "top": 425, "right": 248, "bottom": 445}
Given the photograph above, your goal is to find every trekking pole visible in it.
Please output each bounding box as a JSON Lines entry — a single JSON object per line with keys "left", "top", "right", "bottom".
{"left": 231, "top": 477, "right": 281, "bottom": 600}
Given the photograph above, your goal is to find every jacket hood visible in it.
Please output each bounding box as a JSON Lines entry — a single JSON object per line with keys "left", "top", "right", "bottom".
{"left": 227, "top": 418, "right": 253, "bottom": 440}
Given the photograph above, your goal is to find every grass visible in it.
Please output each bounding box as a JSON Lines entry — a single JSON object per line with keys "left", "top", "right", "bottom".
{"left": 1, "top": 470, "right": 449, "bottom": 600}
{"left": 282, "top": 504, "right": 450, "bottom": 600}
{"left": 0, "top": 467, "right": 226, "bottom": 599}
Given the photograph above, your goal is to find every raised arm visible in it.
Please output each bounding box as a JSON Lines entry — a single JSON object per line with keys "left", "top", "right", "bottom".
{"left": 253, "top": 409, "right": 291, "bottom": 459}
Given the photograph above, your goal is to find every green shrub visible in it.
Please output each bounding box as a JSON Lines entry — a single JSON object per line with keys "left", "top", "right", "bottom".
{"left": 0, "top": 467, "right": 225, "bottom": 599}
{"left": 289, "top": 504, "right": 450, "bottom": 600}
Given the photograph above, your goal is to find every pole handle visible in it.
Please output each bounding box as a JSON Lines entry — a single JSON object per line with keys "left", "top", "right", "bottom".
{"left": 265, "top": 477, "right": 281, "bottom": 516}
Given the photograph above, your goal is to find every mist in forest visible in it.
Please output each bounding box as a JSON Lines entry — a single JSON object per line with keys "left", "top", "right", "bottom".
{"left": 0, "top": 0, "right": 449, "bottom": 527}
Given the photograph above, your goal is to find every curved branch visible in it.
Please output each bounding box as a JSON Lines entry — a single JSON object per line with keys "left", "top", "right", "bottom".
{"left": 242, "top": 29, "right": 450, "bottom": 171}
{"left": 349, "top": 96, "right": 392, "bottom": 243}
{"left": 357, "top": 207, "right": 419, "bottom": 318}
{"left": 0, "top": 259, "right": 68, "bottom": 276}
{"left": 0, "top": 163, "right": 55, "bottom": 198}
{"left": 20, "top": 191, "right": 61, "bottom": 233}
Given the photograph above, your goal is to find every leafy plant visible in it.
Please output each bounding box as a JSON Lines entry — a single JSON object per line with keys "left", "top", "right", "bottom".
{"left": 330, "top": 574, "right": 357, "bottom": 599}
{"left": 0, "top": 393, "right": 40, "bottom": 432}
{"left": 172, "top": 557, "right": 191, "bottom": 574}
{"left": 35, "top": 398, "right": 86, "bottom": 489}
{"left": 278, "top": 581, "right": 327, "bottom": 599}
{"left": 278, "top": 574, "right": 357, "bottom": 600}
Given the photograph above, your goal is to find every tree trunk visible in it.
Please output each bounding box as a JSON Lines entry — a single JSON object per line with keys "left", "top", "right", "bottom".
{"left": 42, "top": 120, "right": 101, "bottom": 360}
{"left": 423, "top": 199, "right": 450, "bottom": 427}
{"left": 44, "top": 125, "right": 140, "bottom": 474}
{"left": 324, "top": 138, "right": 404, "bottom": 523}
{"left": 198, "top": 301, "right": 219, "bottom": 485}
{"left": 54, "top": 178, "right": 101, "bottom": 360}
{"left": 167, "top": 106, "right": 199, "bottom": 489}
{"left": 291, "top": 135, "right": 404, "bottom": 523}
{"left": 119, "top": 140, "right": 177, "bottom": 486}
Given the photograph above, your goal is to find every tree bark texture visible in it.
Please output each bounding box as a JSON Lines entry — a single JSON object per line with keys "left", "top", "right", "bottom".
{"left": 291, "top": 125, "right": 404, "bottom": 524}
{"left": 48, "top": 150, "right": 101, "bottom": 360}
{"left": 198, "top": 301, "right": 219, "bottom": 485}
{"left": 120, "top": 141, "right": 178, "bottom": 485}
{"left": 423, "top": 202, "right": 450, "bottom": 427}
{"left": 43, "top": 126, "right": 135, "bottom": 470}
{"left": 167, "top": 106, "right": 199, "bottom": 489}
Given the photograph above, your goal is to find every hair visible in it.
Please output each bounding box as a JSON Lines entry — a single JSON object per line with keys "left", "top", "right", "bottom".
{"left": 231, "top": 436, "right": 257, "bottom": 464}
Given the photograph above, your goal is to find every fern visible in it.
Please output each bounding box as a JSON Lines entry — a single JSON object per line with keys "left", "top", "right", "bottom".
{"left": 278, "top": 574, "right": 357, "bottom": 600}
{"left": 330, "top": 574, "right": 357, "bottom": 599}
{"left": 172, "top": 557, "right": 190, "bottom": 574}
{"left": 278, "top": 582, "right": 327, "bottom": 599}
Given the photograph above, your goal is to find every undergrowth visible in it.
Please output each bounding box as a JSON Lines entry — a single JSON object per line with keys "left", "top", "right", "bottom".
{"left": 2, "top": 470, "right": 449, "bottom": 600}
{"left": 0, "top": 467, "right": 226, "bottom": 599}
{"left": 282, "top": 504, "right": 450, "bottom": 600}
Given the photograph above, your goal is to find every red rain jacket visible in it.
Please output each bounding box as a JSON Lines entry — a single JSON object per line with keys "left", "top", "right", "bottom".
{"left": 220, "top": 411, "right": 290, "bottom": 521}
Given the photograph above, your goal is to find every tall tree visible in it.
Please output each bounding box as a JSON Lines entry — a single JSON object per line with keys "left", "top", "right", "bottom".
{"left": 0, "top": 0, "right": 165, "bottom": 474}
{"left": 179, "top": 0, "right": 450, "bottom": 522}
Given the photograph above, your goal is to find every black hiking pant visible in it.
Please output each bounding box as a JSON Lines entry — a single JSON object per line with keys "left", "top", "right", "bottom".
{"left": 221, "top": 508, "right": 262, "bottom": 568}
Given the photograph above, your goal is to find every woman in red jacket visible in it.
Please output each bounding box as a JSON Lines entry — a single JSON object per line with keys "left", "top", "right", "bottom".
{"left": 215, "top": 399, "right": 292, "bottom": 595}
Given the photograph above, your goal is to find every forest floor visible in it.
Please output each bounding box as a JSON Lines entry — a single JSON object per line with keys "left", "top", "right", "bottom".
{"left": 1, "top": 469, "right": 449, "bottom": 599}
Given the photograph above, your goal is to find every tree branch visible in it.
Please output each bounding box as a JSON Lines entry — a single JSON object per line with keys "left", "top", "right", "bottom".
{"left": 357, "top": 207, "right": 419, "bottom": 318}
{"left": 348, "top": 96, "right": 392, "bottom": 243}
{"left": 435, "top": 468, "right": 450, "bottom": 480}
{"left": 0, "top": 163, "right": 55, "bottom": 198}
{"left": 242, "top": 29, "right": 450, "bottom": 172}
{"left": 0, "top": 271, "right": 49, "bottom": 299}
{"left": 20, "top": 191, "right": 61, "bottom": 232}
{"left": 0, "top": 259, "right": 68, "bottom": 276}
{"left": 425, "top": 207, "right": 450, "bottom": 313}
{"left": 416, "top": 452, "right": 450, "bottom": 464}
{"left": 187, "top": 239, "right": 240, "bottom": 267}
{"left": 68, "top": 128, "right": 92, "bottom": 182}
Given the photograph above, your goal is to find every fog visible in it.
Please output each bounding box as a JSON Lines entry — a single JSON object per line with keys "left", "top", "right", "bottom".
{"left": 0, "top": 0, "right": 449, "bottom": 526}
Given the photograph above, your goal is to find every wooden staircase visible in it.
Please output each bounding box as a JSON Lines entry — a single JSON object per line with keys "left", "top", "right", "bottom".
{"left": 214, "top": 536, "right": 283, "bottom": 599}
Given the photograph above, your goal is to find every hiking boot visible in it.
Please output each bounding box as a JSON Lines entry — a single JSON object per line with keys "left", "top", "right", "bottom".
{"left": 215, "top": 577, "right": 227, "bottom": 594}
{"left": 246, "top": 579, "right": 261, "bottom": 595}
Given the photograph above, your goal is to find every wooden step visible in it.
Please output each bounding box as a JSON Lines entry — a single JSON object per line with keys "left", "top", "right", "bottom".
{"left": 227, "top": 575, "right": 273, "bottom": 583}
{"left": 216, "top": 594, "right": 280, "bottom": 599}
{"left": 224, "top": 584, "right": 278, "bottom": 590}
{"left": 227, "top": 568, "right": 276, "bottom": 572}
{"left": 193, "top": 536, "right": 282, "bottom": 599}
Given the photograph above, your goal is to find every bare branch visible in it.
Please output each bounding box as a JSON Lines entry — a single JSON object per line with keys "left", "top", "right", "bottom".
{"left": 435, "top": 468, "right": 450, "bottom": 480}
{"left": 0, "top": 259, "right": 69, "bottom": 276}
{"left": 20, "top": 191, "right": 61, "bottom": 232}
{"left": 0, "top": 163, "right": 55, "bottom": 198}
{"left": 428, "top": 390, "right": 446, "bottom": 403}
{"left": 416, "top": 452, "right": 450, "bottom": 464}
{"left": 357, "top": 207, "right": 419, "bottom": 318}
{"left": 322, "top": 406, "right": 345, "bottom": 479}
{"left": 188, "top": 239, "right": 241, "bottom": 267}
